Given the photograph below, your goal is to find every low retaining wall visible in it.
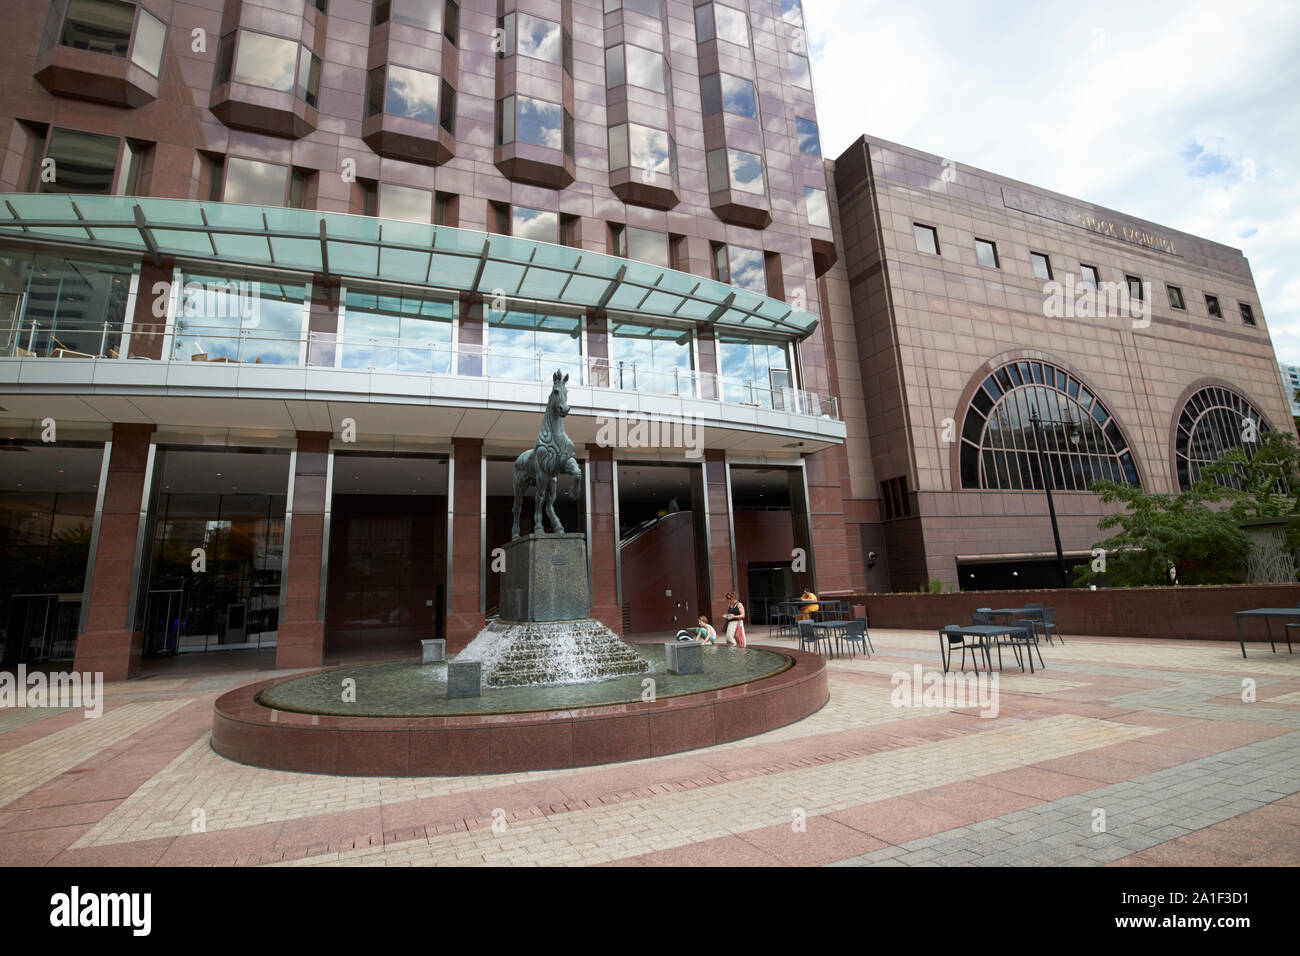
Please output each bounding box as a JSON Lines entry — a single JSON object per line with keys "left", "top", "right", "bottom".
{"left": 854, "top": 584, "right": 1300, "bottom": 641}
{"left": 212, "top": 645, "right": 828, "bottom": 776}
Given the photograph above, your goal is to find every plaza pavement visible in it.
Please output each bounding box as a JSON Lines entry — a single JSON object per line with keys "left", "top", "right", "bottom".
{"left": 0, "top": 628, "right": 1297, "bottom": 867}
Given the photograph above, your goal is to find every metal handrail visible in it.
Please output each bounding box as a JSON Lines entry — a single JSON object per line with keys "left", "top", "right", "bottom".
{"left": 4, "top": 321, "right": 842, "bottom": 421}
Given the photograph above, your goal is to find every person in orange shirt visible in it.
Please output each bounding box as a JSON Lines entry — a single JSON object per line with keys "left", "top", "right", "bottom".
{"left": 798, "top": 587, "right": 819, "bottom": 621}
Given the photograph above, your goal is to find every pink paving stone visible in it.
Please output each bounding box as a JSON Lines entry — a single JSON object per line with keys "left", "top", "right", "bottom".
{"left": 903, "top": 780, "right": 1042, "bottom": 823}
{"left": 1029, "top": 751, "right": 1166, "bottom": 784}
{"left": 0, "top": 799, "right": 121, "bottom": 832}
{"left": 975, "top": 766, "right": 1109, "bottom": 801}
{"left": 51, "top": 835, "right": 176, "bottom": 867}
{"left": 0, "top": 823, "right": 92, "bottom": 866}
{"left": 275, "top": 807, "right": 385, "bottom": 851}
{"left": 154, "top": 822, "right": 287, "bottom": 866}
{"left": 829, "top": 796, "right": 970, "bottom": 845}
{"left": 733, "top": 816, "right": 890, "bottom": 865}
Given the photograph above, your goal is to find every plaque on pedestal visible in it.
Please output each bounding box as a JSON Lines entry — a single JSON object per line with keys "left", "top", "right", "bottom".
{"left": 500, "top": 532, "right": 589, "bottom": 622}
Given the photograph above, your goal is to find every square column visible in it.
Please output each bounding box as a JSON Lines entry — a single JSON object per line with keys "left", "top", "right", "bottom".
{"left": 446, "top": 437, "right": 484, "bottom": 653}
{"left": 275, "top": 432, "right": 330, "bottom": 669}
{"left": 704, "top": 451, "right": 738, "bottom": 624}
{"left": 586, "top": 445, "right": 621, "bottom": 634}
{"left": 74, "top": 423, "right": 154, "bottom": 681}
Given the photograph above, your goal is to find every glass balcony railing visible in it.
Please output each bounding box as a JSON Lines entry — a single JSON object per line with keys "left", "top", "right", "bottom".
{"left": 2, "top": 320, "right": 842, "bottom": 421}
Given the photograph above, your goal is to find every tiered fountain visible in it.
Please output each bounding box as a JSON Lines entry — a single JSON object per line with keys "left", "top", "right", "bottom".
{"left": 211, "top": 372, "right": 828, "bottom": 775}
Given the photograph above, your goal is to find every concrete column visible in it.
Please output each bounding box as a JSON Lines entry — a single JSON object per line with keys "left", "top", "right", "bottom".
{"left": 74, "top": 423, "right": 154, "bottom": 681}
{"left": 127, "top": 258, "right": 174, "bottom": 359}
{"left": 802, "top": 452, "right": 853, "bottom": 595}
{"left": 586, "top": 444, "right": 621, "bottom": 634}
{"left": 446, "top": 437, "right": 483, "bottom": 652}
{"left": 275, "top": 432, "right": 330, "bottom": 669}
{"left": 704, "top": 450, "right": 738, "bottom": 623}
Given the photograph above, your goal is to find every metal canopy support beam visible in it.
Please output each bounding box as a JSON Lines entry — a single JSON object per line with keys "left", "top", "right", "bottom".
{"left": 132, "top": 204, "right": 162, "bottom": 267}
{"left": 597, "top": 264, "right": 627, "bottom": 309}
{"left": 470, "top": 237, "right": 490, "bottom": 291}
{"left": 198, "top": 208, "right": 219, "bottom": 257}
{"left": 706, "top": 291, "right": 735, "bottom": 325}
{"left": 319, "top": 219, "right": 330, "bottom": 278}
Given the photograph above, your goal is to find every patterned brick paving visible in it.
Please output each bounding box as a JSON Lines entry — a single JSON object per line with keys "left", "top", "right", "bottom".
{"left": 0, "top": 630, "right": 1296, "bottom": 866}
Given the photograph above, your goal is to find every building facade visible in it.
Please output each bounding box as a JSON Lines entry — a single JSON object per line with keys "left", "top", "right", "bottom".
{"left": 0, "top": 2, "right": 1291, "bottom": 681}
{"left": 830, "top": 135, "right": 1293, "bottom": 592}
{"left": 0, "top": 0, "right": 859, "bottom": 679}
{"left": 1279, "top": 363, "right": 1300, "bottom": 416}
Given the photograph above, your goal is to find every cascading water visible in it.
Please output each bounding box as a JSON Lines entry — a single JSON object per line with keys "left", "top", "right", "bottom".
{"left": 456, "top": 618, "right": 652, "bottom": 687}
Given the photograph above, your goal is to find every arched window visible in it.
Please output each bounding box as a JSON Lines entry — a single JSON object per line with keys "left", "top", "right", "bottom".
{"left": 1174, "top": 385, "right": 1271, "bottom": 490}
{"left": 959, "top": 360, "right": 1140, "bottom": 491}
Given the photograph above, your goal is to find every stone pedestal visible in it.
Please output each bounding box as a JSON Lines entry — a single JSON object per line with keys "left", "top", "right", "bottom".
{"left": 421, "top": 639, "right": 446, "bottom": 663}
{"left": 447, "top": 660, "right": 481, "bottom": 698}
{"left": 501, "top": 533, "right": 589, "bottom": 622}
{"left": 665, "top": 640, "right": 704, "bottom": 675}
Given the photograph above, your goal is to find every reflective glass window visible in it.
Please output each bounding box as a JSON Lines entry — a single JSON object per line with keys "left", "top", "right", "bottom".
{"left": 131, "top": 7, "right": 166, "bottom": 76}
{"left": 41, "top": 128, "right": 119, "bottom": 195}
{"left": 511, "top": 206, "right": 558, "bottom": 243}
{"left": 341, "top": 290, "right": 454, "bottom": 373}
{"left": 796, "top": 117, "right": 820, "bottom": 155}
{"left": 175, "top": 274, "right": 306, "bottom": 366}
{"left": 805, "top": 187, "right": 830, "bottom": 228}
{"left": 61, "top": 0, "right": 134, "bottom": 57}
{"left": 487, "top": 307, "right": 582, "bottom": 383}
{"left": 233, "top": 31, "right": 298, "bottom": 92}
{"left": 379, "top": 183, "right": 432, "bottom": 223}
{"left": 223, "top": 157, "right": 289, "bottom": 206}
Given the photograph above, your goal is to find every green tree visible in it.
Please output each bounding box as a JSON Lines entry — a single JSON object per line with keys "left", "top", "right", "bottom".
{"left": 1077, "top": 430, "right": 1300, "bottom": 587}
{"left": 1073, "top": 480, "right": 1249, "bottom": 587}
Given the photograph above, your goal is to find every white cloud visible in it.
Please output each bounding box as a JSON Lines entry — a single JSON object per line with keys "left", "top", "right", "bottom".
{"left": 805, "top": 0, "right": 1300, "bottom": 362}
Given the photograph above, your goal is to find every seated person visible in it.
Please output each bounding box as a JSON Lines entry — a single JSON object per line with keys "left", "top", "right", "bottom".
{"left": 677, "top": 615, "right": 716, "bottom": 644}
{"left": 798, "top": 588, "right": 819, "bottom": 621}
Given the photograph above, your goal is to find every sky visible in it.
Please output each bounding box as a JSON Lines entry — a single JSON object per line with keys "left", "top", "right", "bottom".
{"left": 802, "top": 0, "right": 1300, "bottom": 364}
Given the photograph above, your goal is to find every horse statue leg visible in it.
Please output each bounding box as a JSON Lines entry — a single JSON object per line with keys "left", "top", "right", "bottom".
{"left": 532, "top": 455, "right": 547, "bottom": 535}
{"left": 545, "top": 476, "right": 563, "bottom": 533}
{"left": 511, "top": 450, "right": 530, "bottom": 539}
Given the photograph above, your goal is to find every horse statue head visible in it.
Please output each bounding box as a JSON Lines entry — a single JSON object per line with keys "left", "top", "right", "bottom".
{"left": 549, "top": 370, "right": 570, "bottom": 417}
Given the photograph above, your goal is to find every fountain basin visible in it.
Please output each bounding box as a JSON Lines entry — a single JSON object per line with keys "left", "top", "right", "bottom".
{"left": 211, "top": 644, "right": 828, "bottom": 776}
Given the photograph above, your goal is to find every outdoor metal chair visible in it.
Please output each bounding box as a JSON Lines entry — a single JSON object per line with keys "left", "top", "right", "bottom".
{"left": 995, "top": 618, "right": 1045, "bottom": 672}
{"left": 1038, "top": 607, "right": 1064, "bottom": 645}
{"left": 939, "top": 625, "right": 984, "bottom": 674}
{"left": 972, "top": 609, "right": 992, "bottom": 625}
{"left": 798, "top": 619, "right": 831, "bottom": 657}
{"left": 838, "top": 619, "right": 869, "bottom": 659}
{"left": 770, "top": 602, "right": 797, "bottom": 640}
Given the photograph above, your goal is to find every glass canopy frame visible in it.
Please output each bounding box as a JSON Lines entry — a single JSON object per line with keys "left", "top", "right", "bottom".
{"left": 0, "top": 194, "right": 819, "bottom": 338}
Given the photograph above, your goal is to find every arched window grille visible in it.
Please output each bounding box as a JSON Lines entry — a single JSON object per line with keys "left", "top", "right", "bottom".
{"left": 959, "top": 360, "right": 1140, "bottom": 491}
{"left": 1174, "top": 385, "right": 1271, "bottom": 491}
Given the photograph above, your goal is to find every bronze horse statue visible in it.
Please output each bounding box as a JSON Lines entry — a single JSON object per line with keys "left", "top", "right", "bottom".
{"left": 512, "top": 369, "right": 581, "bottom": 538}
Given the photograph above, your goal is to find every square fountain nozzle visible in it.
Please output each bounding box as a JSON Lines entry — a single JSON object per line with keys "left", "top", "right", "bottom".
{"left": 446, "top": 660, "right": 482, "bottom": 698}
{"left": 665, "top": 641, "right": 704, "bottom": 675}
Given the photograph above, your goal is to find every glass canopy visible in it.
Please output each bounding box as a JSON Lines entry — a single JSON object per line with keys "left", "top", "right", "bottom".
{"left": 0, "top": 194, "right": 819, "bottom": 337}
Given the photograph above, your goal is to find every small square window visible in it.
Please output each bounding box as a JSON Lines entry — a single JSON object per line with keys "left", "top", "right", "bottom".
{"left": 1030, "top": 252, "right": 1052, "bottom": 281}
{"left": 1167, "top": 284, "right": 1185, "bottom": 310}
{"left": 1240, "top": 303, "right": 1256, "bottom": 326}
{"left": 914, "top": 223, "right": 939, "bottom": 255}
{"left": 975, "top": 238, "right": 999, "bottom": 269}
{"left": 1205, "top": 294, "right": 1222, "bottom": 318}
{"left": 1080, "top": 264, "right": 1100, "bottom": 289}
{"left": 1126, "top": 274, "right": 1143, "bottom": 301}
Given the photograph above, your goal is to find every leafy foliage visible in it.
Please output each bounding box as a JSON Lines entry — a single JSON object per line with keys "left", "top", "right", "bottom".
{"left": 1076, "top": 430, "right": 1300, "bottom": 587}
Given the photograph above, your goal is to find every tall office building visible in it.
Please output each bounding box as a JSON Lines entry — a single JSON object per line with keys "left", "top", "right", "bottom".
{"left": 1279, "top": 363, "right": 1300, "bottom": 416}
{"left": 0, "top": 2, "right": 1290, "bottom": 680}
{"left": 0, "top": 0, "right": 851, "bottom": 677}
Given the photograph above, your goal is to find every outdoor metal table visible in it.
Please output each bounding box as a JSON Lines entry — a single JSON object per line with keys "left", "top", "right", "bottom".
{"left": 941, "top": 624, "right": 1040, "bottom": 673}
{"left": 809, "top": 620, "right": 848, "bottom": 659}
{"left": 1232, "top": 608, "right": 1300, "bottom": 659}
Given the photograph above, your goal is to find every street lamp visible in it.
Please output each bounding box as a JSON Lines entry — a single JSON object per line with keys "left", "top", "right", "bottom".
{"left": 1028, "top": 408, "right": 1082, "bottom": 589}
